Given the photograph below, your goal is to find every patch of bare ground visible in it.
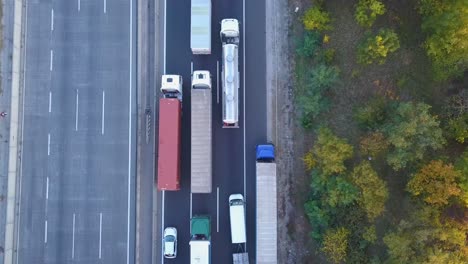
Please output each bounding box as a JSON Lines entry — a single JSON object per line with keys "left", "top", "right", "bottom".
{"left": 273, "top": 0, "right": 327, "bottom": 263}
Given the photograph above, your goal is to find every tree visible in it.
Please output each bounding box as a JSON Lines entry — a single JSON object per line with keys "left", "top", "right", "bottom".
{"left": 455, "top": 149, "right": 468, "bottom": 206}
{"left": 296, "top": 31, "right": 322, "bottom": 57}
{"left": 357, "top": 29, "right": 400, "bottom": 65}
{"left": 302, "top": 6, "right": 332, "bottom": 32}
{"left": 321, "top": 227, "right": 351, "bottom": 264}
{"left": 407, "top": 160, "right": 461, "bottom": 206}
{"left": 383, "top": 232, "right": 415, "bottom": 263}
{"left": 350, "top": 161, "right": 389, "bottom": 221}
{"left": 312, "top": 127, "right": 354, "bottom": 176}
{"left": 325, "top": 176, "right": 359, "bottom": 208}
{"left": 296, "top": 65, "right": 339, "bottom": 128}
{"left": 359, "top": 132, "right": 389, "bottom": 157}
{"left": 353, "top": 96, "right": 389, "bottom": 130}
{"left": 362, "top": 225, "right": 377, "bottom": 244}
{"left": 355, "top": 0, "right": 386, "bottom": 28}
{"left": 384, "top": 102, "right": 445, "bottom": 170}
{"left": 419, "top": 0, "right": 468, "bottom": 80}
{"left": 447, "top": 113, "right": 468, "bottom": 143}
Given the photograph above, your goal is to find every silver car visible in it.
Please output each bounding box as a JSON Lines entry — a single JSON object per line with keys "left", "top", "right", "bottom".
{"left": 163, "top": 227, "right": 177, "bottom": 259}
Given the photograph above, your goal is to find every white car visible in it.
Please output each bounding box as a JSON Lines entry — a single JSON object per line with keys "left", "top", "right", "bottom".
{"left": 163, "top": 227, "right": 177, "bottom": 259}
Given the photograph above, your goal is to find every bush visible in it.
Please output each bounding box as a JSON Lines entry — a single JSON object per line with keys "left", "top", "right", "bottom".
{"left": 296, "top": 31, "right": 322, "bottom": 57}
{"left": 353, "top": 96, "right": 388, "bottom": 130}
{"left": 302, "top": 6, "right": 332, "bottom": 32}
{"left": 360, "top": 132, "right": 389, "bottom": 157}
{"left": 447, "top": 114, "right": 468, "bottom": 143}
{"left": 357, "top": 29, "right": 400, "bottom": 65}
{"left": 312, "top": 127, "right": 354, "bottom": 176}
{"left": 355, "top": 0, "right": 386, "bottom": 28}
{"left": 296, "top": 65, "right": 339, "bottom": 127}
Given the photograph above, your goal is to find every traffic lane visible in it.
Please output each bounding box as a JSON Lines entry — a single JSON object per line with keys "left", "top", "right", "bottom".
{"left": 244, "top": 0, "right": 267, "bottom": 261}
{"left": 163, "top": 0, "right": 191, "bottom": 262}
{"left": 46, "top": 0, "right": 136, "bottom": 262}
{"left": 17, "top": 0, "right": 54, "bottom": 262}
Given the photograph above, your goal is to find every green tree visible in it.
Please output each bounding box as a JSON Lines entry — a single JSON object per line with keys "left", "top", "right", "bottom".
{"left": 322, "top": 227, "right": 351, "bottom": 264}
{"left": 312, "top": 127, "right": 354, "bottom": 175}
{"left": 296, "top": 31, "right": 322, "bottom": 57}
{"left": 357, "top": 29, "right": 400, "bottom": 65}
{"left": 384, "top": 102, "right": 445, "bottom": 170}
{"left": 383, "top": 232, "right": 415, "bottom": 263}
{"left": 447, "top": 113, "right": 468, "bottom": 143}
{"left": 355, "top": 0, "right": 386, "bottom": 28}
{"left": 455, "top": 149, "right": 468, "bottom": 206}
{"left": 296, "top": 65, "right": 339, "bottom": 128}
{"left": 407, "top": 160, "right": 461, "bottom": 206}
{"left": 302, "top": 6, "right": 332, "bottom": 32}
{"left": 419, "top": 0, "right": 468, "bottom": 80}
{"left": 350, "top": 161, "right": 389, "bottom": 221}
{"left": 362, "top": 225, "right": 377, "bottom": 244}
{"left": 353, "top": 96, "right": 389, "bottom": 130}
{"left": 325, "top": 176, "right": 359, "bottom": 208}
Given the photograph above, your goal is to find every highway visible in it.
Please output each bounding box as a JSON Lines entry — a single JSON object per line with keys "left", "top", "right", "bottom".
{"left": 159, "top": 0, "right": 267, "bottom": 263}
{"left": 16, "top": 0, "right": 136, "bottom": 263}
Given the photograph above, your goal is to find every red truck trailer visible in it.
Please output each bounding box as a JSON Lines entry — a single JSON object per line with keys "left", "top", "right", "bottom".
{"left": 157, "top": 75, "right": 183, "bottom": 191}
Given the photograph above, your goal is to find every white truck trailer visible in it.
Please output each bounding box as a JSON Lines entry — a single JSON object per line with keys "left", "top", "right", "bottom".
{"left": 191, "top": 71, "right": 212, "bottom": 193}
{"left": 191, "top": 0, "right": 211, "bottom": 54}
{"left": 256, "top": 144, "right": 277, "bottom": 264}
{"left": 220, "top": 19, "right": 239, "bottom": 128}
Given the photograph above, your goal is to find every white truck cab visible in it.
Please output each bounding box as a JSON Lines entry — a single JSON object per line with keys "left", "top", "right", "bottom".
{"left": 192, "top": 71, "right": 212, "bottom": 89}
{"left": 220, "top": 19, "right": 239, "bottom": 44}
{"left": 161, "top": 75, "right": 183, "bottom": 100}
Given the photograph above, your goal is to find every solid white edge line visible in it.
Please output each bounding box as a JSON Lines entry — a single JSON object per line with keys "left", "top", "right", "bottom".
{"left": 126, "top": 0, "right": 133, "bottom": 263}
{"left": 47, "top": 133, "right": 50, "bottom": 156}
{"left": 72, "top": 213, "right": 76, "bottom": 259}
{"left": 102, "top": 90, "right": 105, "bottom": 135}
{"left": 216, "top": 187, "right": 219, "bottom": 232}
{"left": 49, "top": 91, "right": 52, "bottom": 113}
{"left": 104, "top": 0, "right": 107, "bottom": 13}
{"left": 217, "top": 60, "right": 219, "bottom": 104}
{"left": 75, "top": 89, "right": 79, "bottom": 131}
{"left": 78, "top": 0, "right": 81, "bottom": 11}
{"left": 50, "top": 9, "right": 54, "bottom": 31}
{"left": 99, "top": 212, "right": 103, "bottom": 259}
{"left": 15, "top": 2, "right": 29, "bottom": 262}
{"left": 46, "top": 177, "right": 49, "bottom": 200}
{"left": 243, "top": 0, "right": 247, "bottom": 249}
{"left": 44, "top": 220, "right": 47, "bottom": 243}
{"left": 191, "top": 61, "right": 193, "bottom": 74}
{"left": 49, "top": 49, "right": 53, "bottom": 71}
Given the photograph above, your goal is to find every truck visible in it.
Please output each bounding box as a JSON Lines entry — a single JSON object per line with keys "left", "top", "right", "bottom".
{"left": 191, "top": 71, "right": 212, "bottom": 193}
{"left": 230, "top": 194, "right": 249, "bottom": 264}
{"left": 191, "top": 0, "right": 211, "bottom": 54}
{"left": 156, "top": 75, "right": 183, "bottom": 191}
{"left": 256, "top": 144, "right": 277, "bottom": 264}
{"left": 190, "top": 215, "right": 211, "bottom": 264}
{"left": 220, "top": 19, "right": 240, "bottom": 128}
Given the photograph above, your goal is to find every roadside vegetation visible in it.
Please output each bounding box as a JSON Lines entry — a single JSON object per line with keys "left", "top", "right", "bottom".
{"left": 289, "top": 0, "right": 468, "bottom": 262}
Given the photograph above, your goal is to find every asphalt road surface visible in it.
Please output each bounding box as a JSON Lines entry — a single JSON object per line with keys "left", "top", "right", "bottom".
{"left": 160, "top": 0, "right": 266, "bottom": 263}
{"left": 16, "top": 0, "right": 137, "bottom": 263}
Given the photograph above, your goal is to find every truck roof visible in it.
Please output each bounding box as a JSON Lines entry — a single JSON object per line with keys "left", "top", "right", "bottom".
{"left": 256, "top": 162, "right": 277, "bottom": 264}
{"left": 191, "top": 216, "right": 211, "bottom": 238}
{"left": 191, "top": 85, "right": 212, "bottom": 193}
{"left": 191, "top": 0, "right": 211, "bottom": 53}
{"left": 156, "top": 99, "right": 181, "bottom": 191}
{"left": 189, "top": 240, "right": 210, "bottom": 264}
{"left": 222, "top": 44, "right": 239, "bottom": 125}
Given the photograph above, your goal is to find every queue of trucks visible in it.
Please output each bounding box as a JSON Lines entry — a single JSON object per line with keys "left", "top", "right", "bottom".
{"left": 155, "top": 1, "right": 277, "bottom": 263}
